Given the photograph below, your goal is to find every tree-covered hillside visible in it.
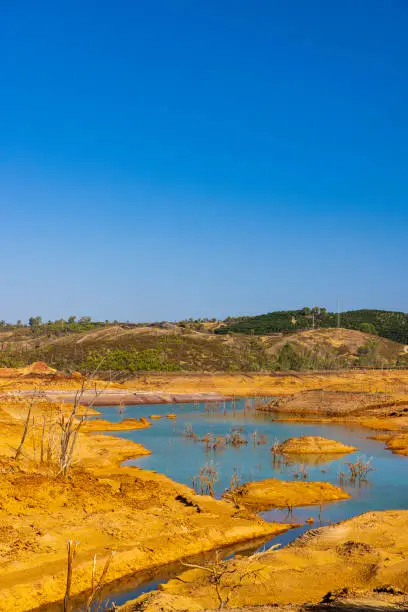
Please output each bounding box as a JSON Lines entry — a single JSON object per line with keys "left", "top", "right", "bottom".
{"left": 215, "top": 308, "right": 408, "bottom": 344}
{"left": 0, "top": 310, "right": 407, "bottom": 374}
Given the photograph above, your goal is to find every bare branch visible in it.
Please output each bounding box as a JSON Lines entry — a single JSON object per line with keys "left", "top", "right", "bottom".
{"left": 15, "top": 391, "right": 38, "bottom": 460}
{"left": 85, "top": 551, "right": 115, "bottom": 611}
{"left": 64, "top": 540, "right": 78, "bottom": 612}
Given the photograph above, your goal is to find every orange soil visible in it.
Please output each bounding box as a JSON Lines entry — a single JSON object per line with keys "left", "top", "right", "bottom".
{"left": 0, "top": 366, "right": 408, "bottom": 610}
{"left": 225, "top": 478, "right": 350, "bottom": 511}
{"left": 121, "top": 371, "right": 408, "bottom": 397}
{"left": 132, "top": 510, "right": 408, "bottom": 611}
{"left": 277, "top": 436, "right": 357, "bottom": 455}
{"left": 0, "top": 398, "right": 292, "bottom": 612}
{"left": 81, "top": 417, "right": 151, "bottom": 432}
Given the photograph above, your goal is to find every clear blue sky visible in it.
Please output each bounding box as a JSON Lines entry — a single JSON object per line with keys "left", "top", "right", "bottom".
{"left": 1, "top": 1, "right": 407, "bottom": 322}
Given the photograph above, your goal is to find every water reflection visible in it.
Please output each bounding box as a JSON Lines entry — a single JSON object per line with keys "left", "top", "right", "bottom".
{"left": 74, "top": 398, "right": 408, "bottom": 608}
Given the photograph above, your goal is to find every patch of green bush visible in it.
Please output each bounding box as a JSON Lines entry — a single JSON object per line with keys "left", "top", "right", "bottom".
{"left": 79, "top": 348, "right": 181, "bottom": 373}
{"left": 216, "top": 308, "right": 408, "bottom": 344}
{"left": 273, "top": 343, "right": 348, "bottom": 371}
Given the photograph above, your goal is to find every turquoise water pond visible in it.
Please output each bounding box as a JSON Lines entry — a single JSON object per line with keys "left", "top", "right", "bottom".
{"left": 66, "top": 398, "right": 408, "bottom": 609}
{"left": 96, "top": 399, "right": 408, "bottom": 530}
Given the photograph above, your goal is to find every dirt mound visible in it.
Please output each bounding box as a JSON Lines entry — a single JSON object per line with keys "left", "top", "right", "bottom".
{"left": 133, "top": 510, "right": 408, "bottom": 610}
{"left": 0, "top": 361, "right": 57, "bottom": 377}
{"left": 265, "top": 390, "right": 391, "bottom": 417}
{"left": 278, "top": 436, "right": 356, "bottom": 455}
{"left": 81, "top": 417, "right": 151, "bottom": 432}
{"left": 385, "top": 433, "right": 408, "bottom": 456}
{"left": 224, "top": 478, "right": 350, "bottom": 511}
{"left": 265, "top": 327, "right": 404, "bottom": 362}
{"left": 22, "top": 361, "right": 57, "bottom": 375}
{"left": 336, "top": 540, "right": 377, "bottom": 559}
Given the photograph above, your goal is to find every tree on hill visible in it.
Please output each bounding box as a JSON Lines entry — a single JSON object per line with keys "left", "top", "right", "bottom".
{"left": 78, "top": 316, "right": 92, "bottom": 324}
{"left": 28, "top": 316, "right": 42, "bottom": 331}
{"left": 360, "top": 322, "right": 378, "bottom": 335}
{"left": 216, "top": 308, "right": 408, "bottom": 344}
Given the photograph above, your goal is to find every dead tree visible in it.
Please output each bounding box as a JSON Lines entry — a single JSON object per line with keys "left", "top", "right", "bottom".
{"left": 64, "top": 540, "right": 78, "bottom": 612}
{"left": 63, "top": 543, "right": 114, "bottom": 612}
{"left": 192, "top": 461, "right": 219, "bottom": 496}
{"left": 85, "top": 551, "right": 115, "bottom": 611}
{"left": 15, "top": 392, "right": 38, "bottom": 460}
{"left": 181, "top": 548, "right": 276, "bottom": 609}
{"left": 40, "top": 414, "right": 47, "bottom": 464}
{"left": 57, "top": 363, "right": 115, "bottom": 477}
{"left": 229, "top": 467, "right": 242, "bottom": 509}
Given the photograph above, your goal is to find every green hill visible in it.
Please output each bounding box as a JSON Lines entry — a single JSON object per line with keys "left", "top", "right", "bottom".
{"left": 215, "top": 308, "right": 408, "bottom": 344}
{"left": 0, "top": 309, "right": 407, "bottom": 374}
{"left": 0, "top": 323, "right": 405, "bottom": 375}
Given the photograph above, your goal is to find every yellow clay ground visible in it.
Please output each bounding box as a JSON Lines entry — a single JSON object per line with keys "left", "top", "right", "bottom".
{"left": 0, "top": 398, "right": 291, "bottom": 612}
{"left": 81, "top": 416, "right": 151, "bottom": 432}
{"left": 225, "top": 478, "right": 350, "bottom": 511}
{"left": 277, "top": 435, "right": 357, "bottom": 455}
{"left": 131, "top": 510, "right": 408, "bottom": 611}
{"left": 0, "top": 367, "right": 408, "bottom": 610}
{"left": 121, "top": 370, "right": 408, "bottom": 397}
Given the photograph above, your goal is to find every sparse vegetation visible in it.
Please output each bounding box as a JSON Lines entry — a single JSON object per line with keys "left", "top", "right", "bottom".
{"left": 292, "top": 463, "right": 309, "bottom": 480}
{"left": 180, "top": 548, "right": 273, "bottom": 610}
{"left": 273, "top": 342, "right": 349, "bottom": 371}
{"left": 252, "top": 431, "right": 267, "bottom": 446}
{"left": 192, "top": 461, "right": 219, "bottom": 496}
{"left": 216, "top": 307, "right": 408, "bottom": 345}
{"left": 228, "top": 467, "right": 242, "bottom": 509}
{"left": 57, "top": 371, "right": 112, "bottom": 477}
{"left": 227, "top": 427, "right": 248, "bottom": 447}
{"left": 1, "top": 308, "right": 406, "bottom": 374}
{"left": 339, "top": 456, "right": 375, "bottom": 484}
{"left": 63, "top": 540, "right": 114, "bottom": 612}
{"left": 184, "top": 424, "right": 251, "bottom": 453}
{"left": 14, "top": 394, "right": 36, "bottom": 460}
{"left": 64, "top": 540, "right": 78, "bottom": 612}
{"left": 183, "top": 423, "right": 198, "bottom": 440}
{"left": 271, "top": 437, "right": 280, "bottom": 458}
{"left": 85, "top": 551, "right": 115, "bottom": 611}
{"left": 80, "top": 348, "right": 181, "bottom": 373}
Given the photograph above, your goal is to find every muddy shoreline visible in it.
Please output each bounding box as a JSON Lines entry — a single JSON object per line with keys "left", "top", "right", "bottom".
{"left": 1, "top": 370, "right": 408, "bottom": 610}
{"left": 3, "top": 389, "right": 227, "bottom": 405}
{"left": 0, "top": 394, "right": 292, "bottom": 612}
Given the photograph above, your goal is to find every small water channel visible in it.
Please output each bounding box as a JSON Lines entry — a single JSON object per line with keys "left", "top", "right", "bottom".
{"left": 43, "top": 399, "right": 408, "bottom": 610}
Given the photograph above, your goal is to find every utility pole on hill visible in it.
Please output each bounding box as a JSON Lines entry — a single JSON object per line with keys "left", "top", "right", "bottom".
{"left": 337, "top": 297, "right": 341, "bottom": 328}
